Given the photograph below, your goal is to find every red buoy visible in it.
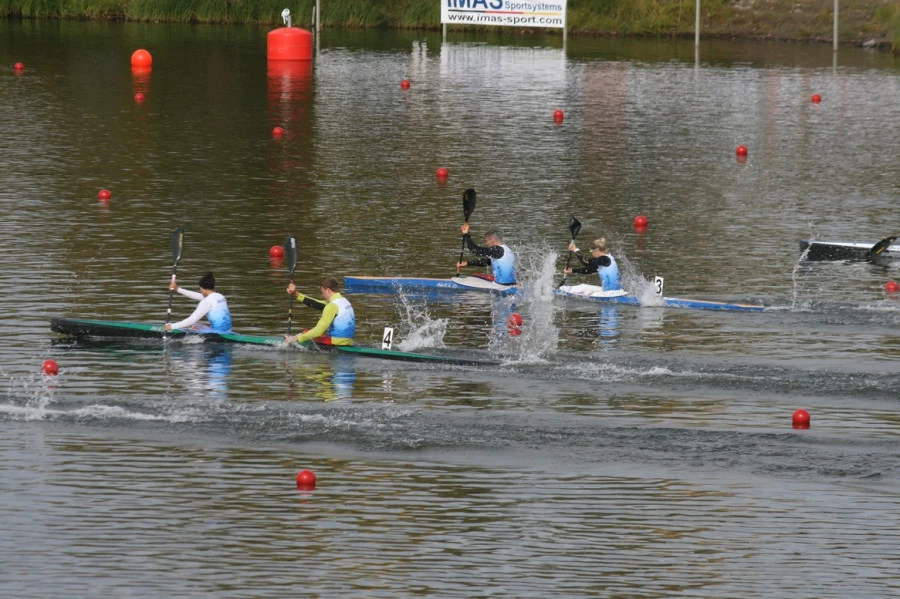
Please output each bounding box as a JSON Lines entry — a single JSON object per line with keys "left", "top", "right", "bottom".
{"left": 507, "top": 313, "right": 523, "bottom": 336}
{"left": 885, "top": 281, "right": 900, "bottom": 293}
{"left": 792, "top": 409, "right": 810, "bottom": 429}
{"left": 14, "top": 62, "right": 25, "bottom": 71}
{"left": 98, "top": 189, "right": 112, "bottom": 201}
{"left": 296, "top": 469, "right": 317, "bottom": 489}
{"left": 134, "top": 92, "right": 145, "bottom": 103}
{"left": 634, "top": 215, "right": 648, "bottom": 228}
{"left": 131, "top": 49, "right": 152, "bottom": 69}
{"left": 269, "top": 245, "right": 285, "bottom": 258}
{"left": 272, "top": 126, "right": 285, "bottom": 137}
{"left": 42, "top": 360, "right": 59, "bottom": 376}
{"left": 401, "top": 79, "right": 411, "bottom": 89}
{"left": 811, "top": 94, "right": 822, "bottom": 104}
{"left": 267, "top": 27, "right": 313, "bottom": 62}
{"left": 736, "top": 145, "right": 748, "bottom": 157}
{"left": 436, "top": 167, "right": 449, "bottom": 179}
{"left": 553, "top": 109, "right": 564, "bottom": 122}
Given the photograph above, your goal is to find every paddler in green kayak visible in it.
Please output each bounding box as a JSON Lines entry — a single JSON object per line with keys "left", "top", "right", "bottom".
{"left": 283, "top": 276, "right": 356, "bottom": 346}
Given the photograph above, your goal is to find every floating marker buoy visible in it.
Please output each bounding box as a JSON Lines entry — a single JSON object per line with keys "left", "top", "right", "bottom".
{"left": 269, "top": 245, "right": 285, "bottom": 258}
{"left": 272, "top": 126, "right": 285, "bottom": 137}
{"left": 42, "top": 360, "right": 59, "bottom": 376}
{"left": 436, "top": 167, "right": 449, "bottom": 179}
{"left": 131, "top": 49, "right": 152, "bottom": 69}
{"left": 14, "top": 62, "right": 25, "bottom": 71}
{"left": 792, "top": 409, "right": 810, "bottom": 429}
{"left": 401, "top": 79, "right": 410, "bottom": 89}
{"left": 634, "top": 215, "right": 648, "bottom": 228}
{"left": 553, "top": 109, "right": 564, "bottom": 122}
{"left": 736, "top": 145, "right": 748, "bottom": 157}
{"left": 296, "top": 469, "right": 317, "bottom": 489}
{"left": 507, "top": 313, "right": 523, "bottom": 336}
{"left": 98, "top": 189, "right": 112, "bottom": 201}
{"left": 134, "top": 92, "right": 145, "bottom": 103}
{"left": 811, "top": 94, "right": 822, "bottom": 103}
{"left": 268, "top": 26, "right": 313, "bottom": 62}
{"left": 885, "top": 281, "right": 899, "bottom": 293}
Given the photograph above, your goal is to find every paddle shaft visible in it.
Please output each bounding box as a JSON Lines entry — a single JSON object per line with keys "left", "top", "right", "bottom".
{"left": 164, "top": 227, "right": 184, "bottom": 337}
{"left": 559, "top": 217, "right": 583, "bottom": 288}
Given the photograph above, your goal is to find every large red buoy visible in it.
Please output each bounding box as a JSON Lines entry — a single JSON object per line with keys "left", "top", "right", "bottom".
{"left": 268, "top": 27, "right": 313, "bottom": 62}
{"left": 296, "top": 469, "right": 317, "bottom": 489}
{"left": 131, "top": 49, "right": 152, "bottom": 69}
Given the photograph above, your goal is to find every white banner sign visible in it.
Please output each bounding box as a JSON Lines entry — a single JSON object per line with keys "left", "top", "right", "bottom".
{"left": 441, "top": 0, "right": 567, "bottom": 29}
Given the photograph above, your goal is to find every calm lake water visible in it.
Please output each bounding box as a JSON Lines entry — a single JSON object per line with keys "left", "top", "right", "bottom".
{"left": 2, "top": 19, "right": 900, "bottom": 598}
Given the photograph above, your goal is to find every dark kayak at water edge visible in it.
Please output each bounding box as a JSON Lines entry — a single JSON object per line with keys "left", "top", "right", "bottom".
{"left": 50, "top": 318, "right": 499, "bottom": 367}
{"left": 800, "top": 235, "right": 899, "bottom": 263}
{"left": 344, "top": 276, "right": 766, "bottom": 312}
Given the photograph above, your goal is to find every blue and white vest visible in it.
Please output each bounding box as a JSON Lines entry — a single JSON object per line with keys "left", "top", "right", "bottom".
{"left": 207, "top": 292, "right": 232, "bottom": 332}
{"left": 328, "top": 296, "right": 356, "bottom": 339}
{"left": 598, "top": 255, "right": 622, "bottom": 291}
{"left": 492, "top": 244, "right": 516, "bottom": 285}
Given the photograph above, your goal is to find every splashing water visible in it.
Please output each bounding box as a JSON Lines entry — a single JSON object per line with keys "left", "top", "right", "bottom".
{"left": 616, "top": 253, "right": 663, "bottom": 307}
{"left": 488, "top": 245, "right": 559, "bottom": 363}
{"left": 791, "top": 245, "right": 812, "bottom": 310}
{"left": 391, "top": 292, "right": 448, "bottom": 352}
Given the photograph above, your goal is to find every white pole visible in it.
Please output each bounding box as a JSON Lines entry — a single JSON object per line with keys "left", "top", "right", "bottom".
{"left": 833, "top": 0, "right": 838, "bottom": 51}
{"left": 317, "top": 0, "right": 321, "bottom": 31}
{"left": 695, "top": 0, "right": 700, "bottom": 47}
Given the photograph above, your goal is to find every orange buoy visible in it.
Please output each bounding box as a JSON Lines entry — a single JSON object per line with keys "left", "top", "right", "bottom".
{"left": 42, "top": 360, "right": 59, "bottom": 376}
{"left": 296, "top": 469, "right": 317, "bottom": 489}
{"left": 131, "top": 49, "right": 152, "bottom": 69}
{"left": 792, "top": 409, "right": 810, "bottom": 429}
{"left": 268, "top": 27, "right": 313, "bottom": 62}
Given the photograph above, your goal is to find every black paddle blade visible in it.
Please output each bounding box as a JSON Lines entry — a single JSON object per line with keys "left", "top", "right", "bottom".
{"left": 867, "top": 235, "right": 898, "bottom": 261}
{"left": 171, "top": 227, "right": 184, "bottom": 265}
{"left": 569, "top": 217, "right": 582, "bottom": 240}
{"left": 463, "top": 188, "right": 477, "bottom": 222}
{"left": 285, "top": 235, "right": 298, "bottom": 274}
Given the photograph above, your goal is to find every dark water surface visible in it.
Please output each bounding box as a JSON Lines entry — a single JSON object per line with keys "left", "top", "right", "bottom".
{"left": 2, "top": 20, "right": 900, "bottom": 598}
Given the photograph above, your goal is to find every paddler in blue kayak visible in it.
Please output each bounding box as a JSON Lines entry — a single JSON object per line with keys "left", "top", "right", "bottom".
{"left": 164, "top": 272, "right": 233, "bottom": 333}
{"left": 456, "top": 223, "right": 517, "bottom": 285}
{"left": 562, "top": 238, "right": 622, "bottom": 291}
{"left": 283, "top": 276, "right": 356, "bottom": 346}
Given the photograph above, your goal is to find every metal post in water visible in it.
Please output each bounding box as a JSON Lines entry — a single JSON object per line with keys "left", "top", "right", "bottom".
{"left": 695, "top": 0, "right": 700, "bottom": 47}
{"left": 317, "top": 0, "right": 321, "bottom": 31}
{"left": 833, "top": 0, "right": 839, "bottom": 51}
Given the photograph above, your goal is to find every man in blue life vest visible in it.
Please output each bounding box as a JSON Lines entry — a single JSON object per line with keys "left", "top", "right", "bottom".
{"left": 283, "top": 276, "right": 356, "bottom": 346}
{"left": 164, "top": 272, "right": 233, "bottom": 333}
{"left": 455, "top": 223, "right": 516, "bottom": 285}
{"left": 563, "top": 238, "right": 622, "bottom": 291}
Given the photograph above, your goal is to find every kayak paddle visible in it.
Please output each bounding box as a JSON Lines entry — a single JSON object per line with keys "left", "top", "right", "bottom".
{"left": 865, "top": 234, "right": 898, "bottom": 263}
{"left": 456, "top": 188, "right": 477, "bottom": 276}
{"left": 558, "top": 216, "right": 582, "bottom": 288}
{"left": 165, "top": 226, "right": 185, "bottom": 337}
{"left": 285, "top": 235, "right": 298, "bottom": 334}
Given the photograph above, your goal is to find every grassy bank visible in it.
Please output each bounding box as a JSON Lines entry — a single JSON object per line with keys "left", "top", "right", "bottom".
{"left": 2, "top": 0, "right": 898, "bottom": 50}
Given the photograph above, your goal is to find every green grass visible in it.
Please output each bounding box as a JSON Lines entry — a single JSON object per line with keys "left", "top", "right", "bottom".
{"left": 0, "top": 0, "right": 895, "bottom": 50}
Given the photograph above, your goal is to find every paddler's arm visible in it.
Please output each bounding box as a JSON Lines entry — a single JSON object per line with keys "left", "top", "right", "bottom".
{"left": 285, "top": 302, "right": 338, "bottom": 344}
{"left": 566, "top": 255, "right": 610, "bottom": 275}
{"left": 165, "top": 295, "right": 214, "bottom": 331}
{"left": 286, "top": 283, "right": 326, "bottom": 311}
{"left": 463, "top": 234, "right": 505, "bottom": 259}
